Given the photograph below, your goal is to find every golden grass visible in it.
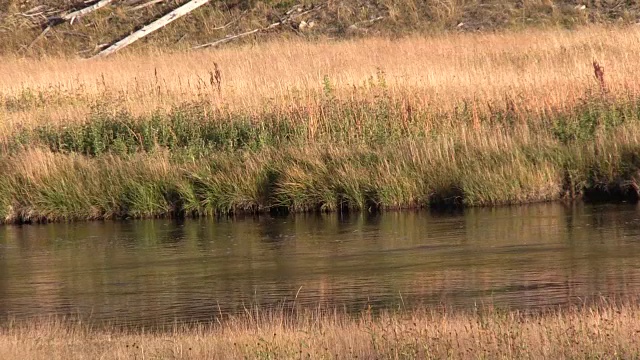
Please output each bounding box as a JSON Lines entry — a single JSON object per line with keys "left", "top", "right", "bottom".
{"left": 1, "top": 302, "right": 639, "bottom": 359}
{"left": 1, "top": 26, "right": 640, "bottom": 219}
{"left": 3, "top": 26, "right": 640, "bottom": 131}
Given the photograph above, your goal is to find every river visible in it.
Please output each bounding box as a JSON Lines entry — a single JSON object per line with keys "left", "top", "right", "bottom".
{"left": 1, "top": 203, "right": 639, "bottom": 327}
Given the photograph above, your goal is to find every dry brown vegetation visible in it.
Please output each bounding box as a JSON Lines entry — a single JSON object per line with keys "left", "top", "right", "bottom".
{"left": 1, "top": 302, "right": 639, "bottom": 359}
{"left": 2, "top": 0, "right": 635, "bottom": 57}
{"left": 2, "top": 26, "right": 640, "bottom": 130}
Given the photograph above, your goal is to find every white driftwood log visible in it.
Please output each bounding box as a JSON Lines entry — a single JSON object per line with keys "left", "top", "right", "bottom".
{"left": 62, "top": 0, "right": 114, "bottom": 22}
{"left": 93, "top": 0, "right": 210, "bottom": 58}
{"left": 130, "top": 0, "right": 166, "bottom": 11}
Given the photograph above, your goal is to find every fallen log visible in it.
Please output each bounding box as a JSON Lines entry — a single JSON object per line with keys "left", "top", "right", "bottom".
{"left": 61, "top": 0, "right": 114, "bottom": 22}
{"left": 92, "top": 0, "right": 210, "bottom": 58}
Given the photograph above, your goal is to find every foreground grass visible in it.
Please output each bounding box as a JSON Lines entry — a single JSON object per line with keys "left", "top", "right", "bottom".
{"left": 1, "top": 302, "right": 639, "bottom": 359}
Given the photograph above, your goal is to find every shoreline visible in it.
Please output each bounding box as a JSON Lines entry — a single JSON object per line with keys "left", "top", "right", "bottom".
{"left": 2, "top": 94, "right": 640, "bottom": 224}
{"left": 0, "top": 145, "right": 637, "bottom": 225}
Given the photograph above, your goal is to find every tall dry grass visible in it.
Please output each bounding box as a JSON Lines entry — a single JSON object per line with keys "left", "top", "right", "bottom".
{"left": 2, "top": 26, "right": 640, "bottom": 131}
{"left": 1, "top": 301, "right": 639, "bottom": 359}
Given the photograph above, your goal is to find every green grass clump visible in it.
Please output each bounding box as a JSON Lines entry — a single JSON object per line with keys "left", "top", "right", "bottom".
{"left": 7, "top": 90, "right": 640, "bottom": 157}
{"left": 0, "top": 131, "right": 638, "bottom": 223}
{"left": 1, "top": 87, "right": 639, "bottom": 223}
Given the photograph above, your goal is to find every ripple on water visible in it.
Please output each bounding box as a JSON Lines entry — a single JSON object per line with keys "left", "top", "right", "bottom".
{"left": 0, "top": 203, "right": 639, "bottom": 326}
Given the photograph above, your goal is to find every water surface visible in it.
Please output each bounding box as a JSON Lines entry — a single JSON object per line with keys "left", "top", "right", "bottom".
{"left": 1, "top": 203, "right": 639, "bottom": 326}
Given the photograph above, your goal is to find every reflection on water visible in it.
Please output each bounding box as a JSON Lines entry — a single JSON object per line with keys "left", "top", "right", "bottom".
{"left": 0, "top": 203, "right": 639, "bottom": 326}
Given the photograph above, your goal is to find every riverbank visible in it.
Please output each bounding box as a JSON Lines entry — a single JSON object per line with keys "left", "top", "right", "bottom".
{"left": 2, "top": 27, "right": 640, "bottom": 222}
{"left": 1, "top": 121, "right": 639, "bottom": 223}
{"left": 2, "top": 85, "right": 640, "bottom": 222}
{"left": 1, "top": 302, "right": 638, "bottom": 359}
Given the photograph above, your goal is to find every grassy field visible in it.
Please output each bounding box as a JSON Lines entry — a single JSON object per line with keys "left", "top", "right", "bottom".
{"left": 1, "top": 301, "right": 639, "bottom": 359}
{"left": 4, "top": 27, "right": 640, "bottom": 128}
{"left": 1, "top": 26, "right": 640, "bottom": 222}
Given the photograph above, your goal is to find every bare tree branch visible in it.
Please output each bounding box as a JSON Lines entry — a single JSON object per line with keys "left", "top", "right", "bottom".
{"left": 193, "top": 4, "right": 324, "bottom": 50}
{"left": 130, "top": 0, "right": 166, "bottom": 11}
{"left": 61, "top": 0, "right": 114, "bottom": 22}
{"left": 93, "top": 0, "right": 211, "bottom": 58}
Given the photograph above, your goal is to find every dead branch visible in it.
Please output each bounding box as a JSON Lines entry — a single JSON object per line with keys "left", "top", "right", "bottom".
{"left": 19, "top": 0, "right": 114, "bottom": 29}
{"left": 193, "top": 4, "right": 323, "bottom": 50}
{"left": 17, "top": 7, "right": 52, "bottom": 28}
{"left": 211, "top": 15, "right": 243, "bottom": 31}
{"left": 59, "top": 30, "right": 91, "bottom": 39}
{"left": 93, "top": 0, "right": 211, "bottom": 58}
{"left": 27, "top": 26, "right": 51, "bottom": 49}
{"left": 353, "top": 16, "right": 385, "bottom": 27}
{"left": 130, "top": 0, "right": 166, "bottom": 11}
{"left": 60, "top": 0, "right": 114, "bottom": 22}
{"left": 193, "top": 28, "right": 260, "bottom": 49}
{"left": 24, "top": 5, "right": 48, "bottom": 15}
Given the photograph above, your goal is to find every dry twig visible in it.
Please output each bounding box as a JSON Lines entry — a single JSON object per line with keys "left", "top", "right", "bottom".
{"left": 193, "top": 4, "right": 324, "bottom": 50}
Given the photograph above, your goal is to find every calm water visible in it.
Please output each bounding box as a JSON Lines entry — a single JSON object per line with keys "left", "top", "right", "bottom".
{"left": 1, "top": 203, "right": 640, "bottom": 326}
